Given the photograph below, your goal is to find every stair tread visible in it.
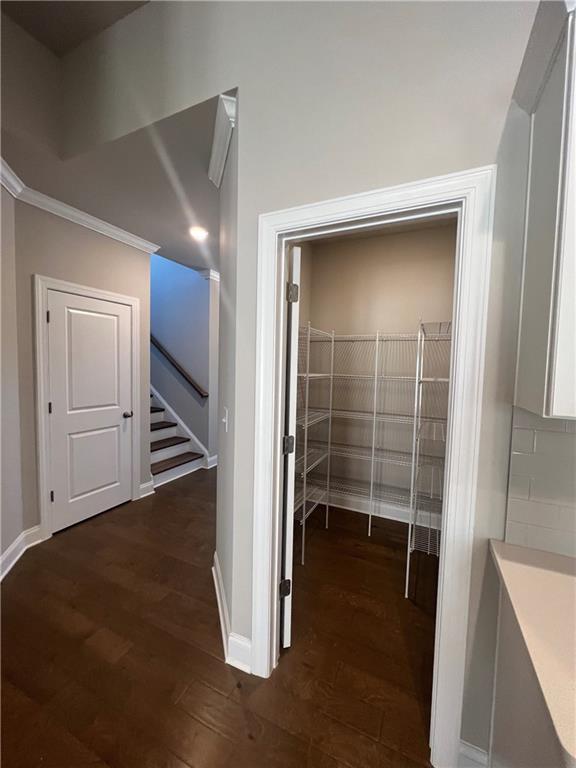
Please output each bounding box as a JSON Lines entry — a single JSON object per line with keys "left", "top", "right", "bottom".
{"left": 150, "top": 406, "right": 164, "bottom": 413}
{"left": 151, "top": 436, "right": 190, "bottom": 452}
{"left": 151, "top": 452, "right": 203, "bottom": 475}
{"left": 151, "top": 420, "right": 177, "bottom": 431}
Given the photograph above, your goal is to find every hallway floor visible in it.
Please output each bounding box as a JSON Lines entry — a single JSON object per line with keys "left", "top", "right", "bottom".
{"left": 2, "top": 470, "right": 435, "bottom": 768}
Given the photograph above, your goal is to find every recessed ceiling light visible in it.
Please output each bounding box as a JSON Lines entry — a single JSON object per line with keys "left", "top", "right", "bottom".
{"left": 189, "top": 226, "right": 209, "bottom": 242}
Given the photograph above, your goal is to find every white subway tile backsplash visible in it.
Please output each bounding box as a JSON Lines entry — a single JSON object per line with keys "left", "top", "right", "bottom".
{"left": 512, "top": 407, "right": 566, "bottom": 432}
{"left": 506, "top": 407, "right": 576, "bottom": 558}
{"left": 511, "top": 428, "right": 535, "bottom": 454}
{"left": 506, "top": 521, "right": 576, "bottom": 558}
{"left": 508, "top": 498, "right": 576, "bottom": 532}
{"left": 508, "top": 474, "right": 531, "bottom": 499}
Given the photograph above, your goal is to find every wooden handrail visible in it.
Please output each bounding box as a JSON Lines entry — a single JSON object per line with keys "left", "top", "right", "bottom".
{"left": 150, "top": 334, "right": 209, "bottom": 399}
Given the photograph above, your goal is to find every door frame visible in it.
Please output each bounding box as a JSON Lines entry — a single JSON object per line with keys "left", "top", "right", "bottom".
{"left": 252, "top": 166, "right": 497, "bottom": 768}
{"left": 34, "top": 275, "right": 142, "bottom": 539}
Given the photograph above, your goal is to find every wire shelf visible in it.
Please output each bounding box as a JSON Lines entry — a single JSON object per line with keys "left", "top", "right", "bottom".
{"left": 296, "top": 409, "right": 330, "bottom": 428}
{"left": 293, "top": 319, "right": 451, "bottom": 578}
{"left": 296, "top": 447, "right": 329, "bottom": 476}
{"left": 330, "top": 441, "right": 444, "bottom": 468}
{"left": 294, "top": 481, "right": 328, "bottom": 523}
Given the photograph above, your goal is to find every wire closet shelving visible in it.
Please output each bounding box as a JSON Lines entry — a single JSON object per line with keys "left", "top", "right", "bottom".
{"left": 295, "top": 324, "right": 334, "bottom": 564}
{"left": 295, "top": 320, "right": 452, "bottom": 591}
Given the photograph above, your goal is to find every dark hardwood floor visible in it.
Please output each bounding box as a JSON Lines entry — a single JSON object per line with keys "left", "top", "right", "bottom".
{"left": 1, "top": 470, "right": 437, "bottom": 768}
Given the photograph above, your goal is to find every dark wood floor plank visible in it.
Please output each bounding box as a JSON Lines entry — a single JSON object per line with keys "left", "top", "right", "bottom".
{"left": 2, "top": 680, "right": 108, "bottom": 768}
{"left": 2, "top": 469, "right": 434, "bottom": 768}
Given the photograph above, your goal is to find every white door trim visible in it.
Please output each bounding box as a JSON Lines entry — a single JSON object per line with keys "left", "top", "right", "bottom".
{"left": 34, "top": 275, "right": 142, "bottom": 538}
{"left": 251, "top": 166, "right": 497, "bottom": 768}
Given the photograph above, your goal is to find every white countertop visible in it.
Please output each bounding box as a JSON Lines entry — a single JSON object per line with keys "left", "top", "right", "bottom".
{"left": 491, "top": 540, "right": 576, "bottom": 767}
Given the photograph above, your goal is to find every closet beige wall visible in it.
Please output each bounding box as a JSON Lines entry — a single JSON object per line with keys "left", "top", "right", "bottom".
{"left": 301, "top": 222, "right": 456, "bottom": 334}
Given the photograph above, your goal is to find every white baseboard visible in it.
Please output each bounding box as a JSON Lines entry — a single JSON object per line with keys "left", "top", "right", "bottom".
{"left": 212, "top": 552, "right": 251, "bottom": 674}
{"left": 1, "top": 525, "right": 46, "bottom": 580}
{"left": 150, "top": 385, "right": 209, "bottom": 458}
{"left": 205, "top": 454, "right": 218, "bottom": 469}
{"left": 228, "top": 632, "right": 252, "bottom": 673}
{"left": 138, "top": 479, "right": 155, "bottom": 498}
{"left": 459, "top": 740, "right": 488, "bottom": 767}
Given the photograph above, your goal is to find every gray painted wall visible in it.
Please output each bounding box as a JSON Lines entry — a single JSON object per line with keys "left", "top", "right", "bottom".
{"left": 217, "top": 124, "right": 238, "bottom": 618}
{"left": 10, "top": 202, "right": 151, "bottom": 539}
{"left": 1, "top": 188, "right": 25, "bottom": 555}
{"left": 460, "top": 101, "right": 532, "bottom": 749}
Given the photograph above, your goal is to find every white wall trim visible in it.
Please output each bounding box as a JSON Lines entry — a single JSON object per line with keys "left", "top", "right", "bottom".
{"left": 1, "top": 526, "right": 46, "bottom": 580}
{"left": 459, "top": 740, "right": 489, "bottom": 767}
{"left": 208, "top": 94, "right": 237, "bottom": 189}
{"left": 0, "top": 157, "right": 25, "bottom": 197}
{"left": 0, "top": 158, "right": 159, "bottom": 255}
{"left": 206, "top": 454, "right": 218, "bottom": 469}
{"left": 212, "top": 552, "right": 252, "bottom": 673}
{"left": 138, "top": 479, "right": 155, "bottom": 498}
{"left": 199, "top": 269, "right": 221, "bottom": 282}
{"left": 252, "top": 166, "right": 497, "bottom": 768}
{"left": 150, "top": 384, "right": 209, "bottom": 457}
{"left": 34, "top": 275, "right": 142, "bottom": 537}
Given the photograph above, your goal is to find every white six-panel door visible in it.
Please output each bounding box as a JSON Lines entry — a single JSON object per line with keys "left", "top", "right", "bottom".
{"left": 47, "top": 289, "right": 133, "bottom": 532}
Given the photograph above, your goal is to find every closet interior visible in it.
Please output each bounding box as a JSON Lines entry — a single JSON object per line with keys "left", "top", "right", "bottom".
{"left": 293, "top": 217, "right": 456, "bottom": 594}
{"left": 286, "top": 216, "right": 456, "bottom": 763}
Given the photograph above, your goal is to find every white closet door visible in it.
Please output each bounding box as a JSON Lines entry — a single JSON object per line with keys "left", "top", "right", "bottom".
{"left": 280, "top": 246, "right": 301, "bottom": 648}
{"left": 47, "top": 289, "right": 133, "bottom": 532}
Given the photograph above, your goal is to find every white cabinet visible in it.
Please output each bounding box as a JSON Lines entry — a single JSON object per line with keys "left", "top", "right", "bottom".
{"left": 516, "top": 12, "right": 576, "bottom": 419}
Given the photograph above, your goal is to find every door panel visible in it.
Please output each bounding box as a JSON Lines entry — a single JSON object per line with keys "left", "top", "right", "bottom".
{"left": 280, "top": 246, "right": 301, "bottom": 648}
{"left": 68, "top": 426, "right": 120, "bottom": 500}
{"left": 48, "top": 289, "right": 133, "bottom": 532}
{"left": 67, "top": 309, "right": 119, "bottom": 409}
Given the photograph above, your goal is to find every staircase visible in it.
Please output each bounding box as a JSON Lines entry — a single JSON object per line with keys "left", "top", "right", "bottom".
{"left": 149, "top": 393, "right": 206, "bottom": 487}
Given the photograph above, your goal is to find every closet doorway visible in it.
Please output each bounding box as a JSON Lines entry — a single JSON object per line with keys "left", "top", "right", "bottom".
{"left": 252, "top": 168, "right": 496, "bottom": 767}
{"left": 283, "top": 218, "right": 456, "bottom": 765}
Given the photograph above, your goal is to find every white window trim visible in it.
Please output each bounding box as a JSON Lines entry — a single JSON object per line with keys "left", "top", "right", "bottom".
{"left": 251, "top": 166, "right": 497, "bottom": 768}
{"left": 34, "top": 275, "right": 143, "bottom": 539}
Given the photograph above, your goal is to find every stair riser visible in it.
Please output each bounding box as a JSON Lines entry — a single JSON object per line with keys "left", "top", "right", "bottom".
{"left": 151, "top": 443, "right": 192, "bottom": 462}
{"left": 153, "top": 457, "right": 205, "bottom": 487}
{"left": 150, "top": 425, "right": 179, "bottom": 440}
{"left": 150, "top": 410, "right": 165, "bottom": 424}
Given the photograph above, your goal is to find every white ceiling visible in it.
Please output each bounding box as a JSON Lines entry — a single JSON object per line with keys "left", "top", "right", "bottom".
{"left": 3, "top": 96, "right": 221, "bottom": 270}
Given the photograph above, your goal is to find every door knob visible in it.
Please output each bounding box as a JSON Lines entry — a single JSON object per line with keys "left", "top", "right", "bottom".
{"left": 123, "top": 411, "right": 133, "bottom": 418}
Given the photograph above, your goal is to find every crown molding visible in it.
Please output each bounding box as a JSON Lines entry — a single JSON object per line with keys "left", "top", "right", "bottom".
{"left": 199, "top": 268, "right": 220, "bottom": 282}
{"left": 0, "top": 157, "right": 159, "bottom": 255}
{"left": 208, "top": 94, "right": 237, "bottom": 189}
{"left": 0, "top": 158, "right": 25, "bottom": 197}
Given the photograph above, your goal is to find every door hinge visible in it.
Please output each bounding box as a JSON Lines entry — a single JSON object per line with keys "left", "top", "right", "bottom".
{"left": 48, "top": 402, "right": 52, "bottom": 414}
{"left": 286, "top": 282, "right": 299, "bottom": 303}
{"left": 282, "top": 435, "right": 295, "bottom": 455}
{"left": 50, "top": 490, "right": 54, "bottom": 502}
{"left": 279, "top": 579, "right": 291, "bottom": 598}
{"left": 46, "top": 310, "right": 50, "bottom": 323}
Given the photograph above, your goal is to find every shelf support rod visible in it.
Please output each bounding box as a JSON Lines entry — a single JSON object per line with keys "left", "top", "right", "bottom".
{"left": 301, "top": 322, "right": 311, "bottom": 565}
{"left": 325, "top": 330, "right": 335, "bottom": 529}
{"left": 406, "top": 323, "right": 424, "bottom": 598}
{"left": 368, "top": 331, "right": 380, "bottom": 537}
